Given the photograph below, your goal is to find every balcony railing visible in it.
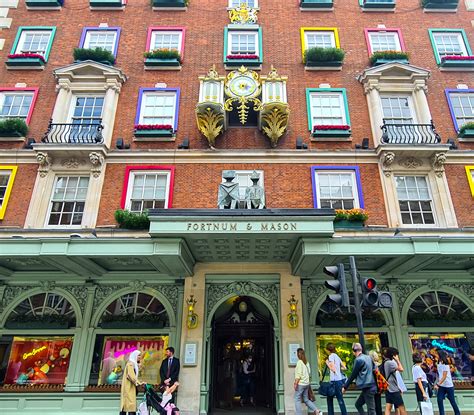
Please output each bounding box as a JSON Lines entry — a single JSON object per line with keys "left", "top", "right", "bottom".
{"left": 42, "top": 120, "right": 104, "bottom": 144}
{"left": 381, "top": 120, "right": 441, "bottom": 145}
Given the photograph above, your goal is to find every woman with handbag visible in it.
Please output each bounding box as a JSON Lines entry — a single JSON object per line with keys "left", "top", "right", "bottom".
{"left": 434, "top": 351, "right": 461, "bottom": 415}
{"left": 294, "top": 348, "right": 322, "bottom": 415}
{"left": 325, "top": 343, "right": 348, "bottom": 415}
{"left": 412, "top": 353, "right": 432, "bottom": 415}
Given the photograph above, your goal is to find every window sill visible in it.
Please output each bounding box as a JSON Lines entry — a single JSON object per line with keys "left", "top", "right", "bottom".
{"left": 6, "top": 57, "right": 46, "bottom": 70}
{"left": 423, "top": 2, "right": 458, "bottom": 12}
{"left": 305, "top": 61, "right": 343, "bottom": 71}
{"left": 300, "top": 0, "right": 334, "bottom": 10}
{"left": 134, "top": 130, "right": 176, "bottom": 141}
{"left": 90, "top": 0, "right": 124, "bottom": 10}
{"left": 224, "top": 60, "right": 262, "bottom": 70}
{"left": 0, "top": 132, "right": 26, "bottom": 141}
{"left": 439, "top": 60, "right": 474, "bottom": 71}
{"left": 361, "top": 2, "right": 396, "bottom": 12}
{"left": 25, "top": 0, "right": 62, "bottom": 9}
{"left": 144, "top": 58, "right": 182, "bottom": 71}
{"left": 312, "top": 129, "right": 352, "bottom": 139}
{"left": 152, "top": 0, "right": 187, "bottom": 10}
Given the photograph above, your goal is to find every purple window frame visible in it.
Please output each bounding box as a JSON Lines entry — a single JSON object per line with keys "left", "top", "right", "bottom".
{"left": 79, "top": 27, "right": 121, "bottom": 57}
{"left": 445, "top": 88, "right": 474, "bottom": 133}
{"left": 311, "top": 166, "right": 365, "bottom": 209}
{"left": 135, "top": 88, "right": 181, "bottom": 132}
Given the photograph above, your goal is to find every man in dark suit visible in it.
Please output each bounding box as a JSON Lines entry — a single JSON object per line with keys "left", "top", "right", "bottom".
{"left": 160, "top": 346, "right": 180, "bottom": 386}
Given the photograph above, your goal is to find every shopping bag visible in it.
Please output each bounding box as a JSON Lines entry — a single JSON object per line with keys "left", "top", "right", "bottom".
{"left": 420, "top": 400, "right": 434, "bottom": 415}
{"left": 139, "top": 401, "right": 149, "bottom": 415}
{"left": 396, "top": 371, "right": 407, "bottom": 393}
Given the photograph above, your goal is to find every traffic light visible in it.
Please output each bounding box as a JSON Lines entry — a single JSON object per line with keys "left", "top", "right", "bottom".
{"left": 323, "top": 263, "right": 350, "bottom": 308}
{"left": 361, "top": 277, "right": 393, "bottom": 308}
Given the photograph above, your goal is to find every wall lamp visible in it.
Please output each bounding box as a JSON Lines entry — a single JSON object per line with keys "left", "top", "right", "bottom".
{"left": 287, "top": 294, "right": 299, "bottom": 328}
{"left": 186, "top": 294, "right": 198, "bottom": 329}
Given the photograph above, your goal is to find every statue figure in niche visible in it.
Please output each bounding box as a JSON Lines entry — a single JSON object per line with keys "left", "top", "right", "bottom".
{"left": 245, "top": 171, "right": 265, "bottom": 209}
{"left": 218, "top": 170, "right": 240, "bottom": 209}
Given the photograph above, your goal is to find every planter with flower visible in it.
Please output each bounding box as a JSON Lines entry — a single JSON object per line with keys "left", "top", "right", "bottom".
{"left": 144, "top": 48, "right": 182, "bottom": 70}
{"left": 458, "top": 122, "right": 474, "bottom": 139}
{"left": 333, "top": 208, "right": 368, "bottom": 229}
{"left": 152, "top": 0, "right": 188, "bottom": 10}
{"left": 134, "top": 124, "right": 175, "bottom": 139}
{"left": 422, "top": 0, "right": 458, "bottom": 11}
{"left": 304, "top": 47, "right": 345, "bottom": 70}
{"left": 369, "top": 50, "right": 409, "bottom": 66}
{"left": 73, "top": 47, "right": 116, "bottom": 66}
{"left": 25, "top": 0, "right": 64, "bottom": 9}
{"left": 312, "top": 124, "right": 351, "bottom": 139}
{"left": 0, "top": 118, "right": 29, "bottom": 139}
{"left": 439, "top": 55, "right": 474, "bottom": 71}
{"left": 224, "top": 54, "right": 261, "bottom": 69}
{"left": 115, "top": 209, "right": 150, "bottom": 230}
{"left": 6, "top": 52, "right": 46, "bottom": 69}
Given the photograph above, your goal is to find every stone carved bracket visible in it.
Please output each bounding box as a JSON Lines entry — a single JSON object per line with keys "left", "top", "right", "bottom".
{"left": 89, "top": 152, "right": 105, "bottom": 178}
{"left": 36, "top": 152, "right": 52, "bottom": 177}
{"left": 306, "top": 284, "right": 326, "bottom": 309}
{"left": 431, "top": 152, "right": 447, "bottom": 177}
{"left": 206, "top": 281, "right": 279, "bottom": 321}
{"left": 380, "top": 151, "right": 395, "bottom": 176}
{"left": 260, "top": 103, "right": 290, "bottom": 148}
{"left": 398, "top": 156, "right": 423, "bottom": 169}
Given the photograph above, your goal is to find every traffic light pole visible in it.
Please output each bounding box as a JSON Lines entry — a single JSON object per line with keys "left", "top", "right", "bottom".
{"left": 349, "top": 256, "right": 366, "bottom": 352}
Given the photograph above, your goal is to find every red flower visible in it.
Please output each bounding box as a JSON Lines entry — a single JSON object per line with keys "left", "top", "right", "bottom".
{"left": 134, "top": 124, "right": 173, "bottom": 131}
{"left": 313, "top": 125, "right": 351, "bottom": 131}
{"left": 8, "top": 53, "right": 46, "bottom": 62}
{"left": 226, "top": 54, "right": 259, "bottom": 60}
{"left": 441, "top": 55, "right": 474, "bottom": 61}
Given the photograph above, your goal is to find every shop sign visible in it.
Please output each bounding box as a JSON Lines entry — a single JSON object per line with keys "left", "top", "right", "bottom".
{"left": 22, "top": 345, "right": 47, "bottom": 360}
{"left": 431, "top": 339, "right": 456, "bottom": 353}
{"left": 185, "top": 221, "right": 298, "bottom": 232}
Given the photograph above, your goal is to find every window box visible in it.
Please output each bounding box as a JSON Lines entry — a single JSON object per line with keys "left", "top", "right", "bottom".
{"left": 305, "top": 60, "right": 343, "bottom": 70}
{"left": 134, "top": 124, "right": 175, "bottom": 139}
{"left": 0, "top": 119, "right": 28, "bottom": 139}
{"left": 439, "top": 56, "right": 474, "bottom": 71}
{"left": 369, "top": 51, "right": 409, "bottom": 66}
{"left": 422, "top": 0, "right": 458, "bottom": 11}
{"left": 152, "top": 0, "right": 188, "bottom": 9}
{"left": 73, "top": 47, "right": 115, "bottom": 66}
{"left": 25, "top": 0, "right": 63, "bottom": 8}
{"left": 6, "top": 54, "right": 45, "bottom": 70}
{"left": 361, "top": 0, "right": 396, "bottom": 9}
{"left": 371, "top": 57, "right": 409, "bottom": 66}
{"left": 458, "top": 126, "right": 474, "bottom": 138}
{"left": 90, "top": 0, "right": 123, "bottom": 8}
{"left": 224, "top": 55, "right": 262, "bottom": 68}
{"left": 333, "top": 219, "right": 365, "bottom": 229}
{"left": 312, "top": 125, "right": 351, "bottom": 138}
{"left": 300, "top": 0, "right": 333, "bottom": 9}
{"left": 304, "top": 47, "right": 345, "bottom": 71}
{"left": 144, "top": 57, "right": 181, "bottom": 70}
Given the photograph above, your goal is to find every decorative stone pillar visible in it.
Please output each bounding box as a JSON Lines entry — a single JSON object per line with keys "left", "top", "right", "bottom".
{"left": 365, "top": 83, "right": 383, "bottom": 145}
{"left": 413, "top": 83, "right": 431, "bottom": 123}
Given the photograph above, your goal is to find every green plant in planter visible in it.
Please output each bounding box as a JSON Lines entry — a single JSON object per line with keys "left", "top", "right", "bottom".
{"left": 0, "top": 118, "right": 28, "bottom": 137}
{"left": 7, "top": 313, "right": 75, "bottom": 327}
{"left": 334, "top": 208, "right": 369, "bottom": 222}
{"left": 409, "top": 310, "right": 474, "bottom": 323}
{"left": 144, "top": 48, "right": 182, "bottom": 62}
{"left": 369, "top": 50, "right": 409, "bottom": 65}
{"left": 304, "top": 47, "right": 345, "bottom": 64}
{"left": 73, "top": 47, "right": 115, "bottom": 65}
{"left": 459, "top": 121, "right": 474, "bottom": 135}
{"left": 115, "top": 209, "right": 150, "bottom": 230}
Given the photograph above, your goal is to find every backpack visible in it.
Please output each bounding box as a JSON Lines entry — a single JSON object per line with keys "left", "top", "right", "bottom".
{"left": 374, "top": 367, "right": 389, "bottom": 393}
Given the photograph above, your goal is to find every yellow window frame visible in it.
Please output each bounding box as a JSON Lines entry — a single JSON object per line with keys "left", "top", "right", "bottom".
{"left": 0, "top": 166, "right": 18, "bottom": 220}
{"left": 465, "top": 166, "right": 474, "bottom": 197}
{"left": 300, "top": 27, "right": 341, "bottom": 61}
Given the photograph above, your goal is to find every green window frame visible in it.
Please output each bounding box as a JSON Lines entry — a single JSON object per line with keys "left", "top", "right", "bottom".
{"left": 9, "top": 26, "right": 57, "bottom": 62}
{"left": 428, "top": 29, "right": 472, "bottom": 65}
{"left": 223, "top": 26, "right": 263, "bottom": 65}
{"left": 305, "top": 88, "right": 351, "bottom": 132}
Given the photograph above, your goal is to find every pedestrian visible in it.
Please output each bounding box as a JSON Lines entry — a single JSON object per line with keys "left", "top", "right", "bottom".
{"left": 294, "top": 348, "right": 322, "bottom": 415}
{"left": 120, "top": 350, "right": 143, "bottom": 415}
{"left": 240, "top": 354, "right": 256, "bottom": 407}
{"left": 159, "top": 381, "right": 181, "bottom": 415}
{"left": 342, "top": 343, "right": 376, "bottom": 415}
{"left": 159, "top": 347, "right": 180, "bottom": 386}
{"left": 434, "top": 350, "right": 461, "bottom": 415}
{"left": 325, "top": 343, "right": 347, "bottom": 415}
{"left": 383, "top": 347, "right": 407, "bottom": 415}
{"left": 412, "top": 352, "right": 430, "bottom": 415}
{"left": 369, "top": 350, "right": 383, "bottom": 415}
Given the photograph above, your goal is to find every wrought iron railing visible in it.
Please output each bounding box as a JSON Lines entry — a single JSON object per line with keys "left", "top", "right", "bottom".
{"left": 381, "top": 120, "right": 441, "bottom": 145}
{"left": 41, "top": 119, "right": 104, "bottom": 144}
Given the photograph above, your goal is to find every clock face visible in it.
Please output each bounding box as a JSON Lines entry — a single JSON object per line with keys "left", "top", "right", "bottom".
{"left": 228, "top": 75, "right": 259, "bottom": 98}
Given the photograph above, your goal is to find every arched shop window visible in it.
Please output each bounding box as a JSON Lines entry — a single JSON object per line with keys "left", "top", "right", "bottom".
{"left": 315, "top": 298, "right": 388, "bottom": 379}
{"left": 1, "top": 292, "right": 75, "bottom": 388}
{"left": 408, "top": 290, "right": 473, "bottom": 385}
{"left": 88, "top": 292, "right": 170, "bottom": 389}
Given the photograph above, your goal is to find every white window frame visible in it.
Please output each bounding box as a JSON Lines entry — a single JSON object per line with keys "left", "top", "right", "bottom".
{"left": 222, "top": 170, "right": 265, "bottom": 208}
{"left": 368, "top": 31, "right": 401, "bottom": 52}
{"left": 46, "top": 176, "right": 90, "bottom": 228}
{"left": 83, "top": 30, "right": 118, "bottom": 55}
{"left": 432, "top": 32, "right": 468, "bottom": 59}
{"left": 0, "top": 92, "right": 34, "bottom": 120}
{"left": 304, "top": 31, "right": 336, "bottom": 50}
{"left": 394, "top": 175, "right": 436, "bottom": 227}
{"left": 150, "top": 30, "right": 183, "bottom": 53}
{"left": 448, "top": 92, "right": 474, "bottom": 129}
{"left": 15, "top": 29, "right": 53, "bottom": 56}
{"left": 309, "top": 92, "right": 347, "bottom": 126}
{"left": 229, "top": 0, "right": 258, "bottom": 7}
{"left": 314, "top": 170, "right": 360, "bottom": 210}
{"left": 125, "top": 170, "right": 172, "bottom": 213}
{"left": 380, "top": 94, "right": 417, "bottom": 124}
{"left": 228, "top": 30, "right": 259, "bottom": 56}
{"left": 138, "top": 91, "right": 178, "bottom": 126}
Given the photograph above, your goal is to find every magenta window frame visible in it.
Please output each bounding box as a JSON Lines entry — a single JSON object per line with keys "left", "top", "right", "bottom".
{"left": 145, "top": 27, "right": 186, "bottom": 62}
{"left": 0, "top": 87, "right": 39, "bottom": 125}
{"left": 79, "top": 27, "right": 121, "bottom": 58}
{"left": 364, "top": 28, "right": 406, "bottom": 57}
{"left": 120, "top": 165, "right": 176, "bottom": 209}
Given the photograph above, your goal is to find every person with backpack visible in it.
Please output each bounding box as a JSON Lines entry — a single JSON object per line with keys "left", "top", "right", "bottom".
{"left": 369, "top": 350, "right": 383, "bottom": 415}
{"left": 325, "top": 343, "right": 347, "bottom": 415}
{"left": 383, "top": 347, "right": 407, "bottom": 415}
{"left": 342, "top": 343, "right": 376, "bottom": 415}
{"left": 434, "top": 350, "right": 461, "bottom": 415}
{"left": 412, "top": 352, "right": 431, "bottom": 415}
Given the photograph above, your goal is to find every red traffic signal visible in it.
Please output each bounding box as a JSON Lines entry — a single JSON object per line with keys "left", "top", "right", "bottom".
{"left": 363, "top": 278, "right": 377, "bottom": 291}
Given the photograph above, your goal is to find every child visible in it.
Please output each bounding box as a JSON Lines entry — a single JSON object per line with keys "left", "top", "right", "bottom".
{"left": 159, "top": 381, "right": 180, "bottom": 415}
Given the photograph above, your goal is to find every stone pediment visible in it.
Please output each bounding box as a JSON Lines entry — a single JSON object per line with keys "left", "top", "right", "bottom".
{"left": 358, "top": 62, "right": 431, "bottom": 84}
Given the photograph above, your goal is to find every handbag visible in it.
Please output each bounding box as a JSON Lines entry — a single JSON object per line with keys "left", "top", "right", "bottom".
{"left": 420, "top": 400, "right": 434, "bottom": 415}
{"left": 318, "top": 366, "right": 336, "bottom": 398}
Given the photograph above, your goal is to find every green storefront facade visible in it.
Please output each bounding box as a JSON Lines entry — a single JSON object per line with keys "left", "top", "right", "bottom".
{"left": 0, "top": 210, "right": 473, "bottom": 414}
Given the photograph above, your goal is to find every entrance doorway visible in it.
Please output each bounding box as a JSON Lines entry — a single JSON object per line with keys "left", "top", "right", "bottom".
{"left": 210, "top": 296, "right": 275, "bottom": 414}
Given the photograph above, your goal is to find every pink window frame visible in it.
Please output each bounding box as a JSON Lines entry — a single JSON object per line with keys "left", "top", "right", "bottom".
{"left": 0, "top": 87, "right": 39, "bottom": 125}
{"left": 145, "top": 27, "right": 186, "bottom": 62}
{"left": 120, "top": 165, "right": 176, "bottom": 209}
{"left": 364, "top": 28, "right": 406, "bottom": 57}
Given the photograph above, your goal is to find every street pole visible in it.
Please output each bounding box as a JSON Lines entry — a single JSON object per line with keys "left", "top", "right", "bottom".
{"left": 349, "top": 256, "right": 365, "bottom": 352}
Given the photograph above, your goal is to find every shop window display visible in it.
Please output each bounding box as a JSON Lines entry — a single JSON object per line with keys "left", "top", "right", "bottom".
{"left": 3, "top": 337, "right": 73, "bottom": 385}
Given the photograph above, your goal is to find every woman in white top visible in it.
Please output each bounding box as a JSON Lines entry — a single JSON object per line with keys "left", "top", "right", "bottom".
{"left": 434, "top": 351, "right": 460, "bottom": 415}
{"left": 325, "top": 343, "right": 347, "bottom": 415}
{"left": 294, "top": 348, "right": 322, "bottom": 415}
{"left": 412, "top": 353, "right": 429, "bottom": 414}
{"left": 159, "top": 381, "right": 180, "bottom": 415}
